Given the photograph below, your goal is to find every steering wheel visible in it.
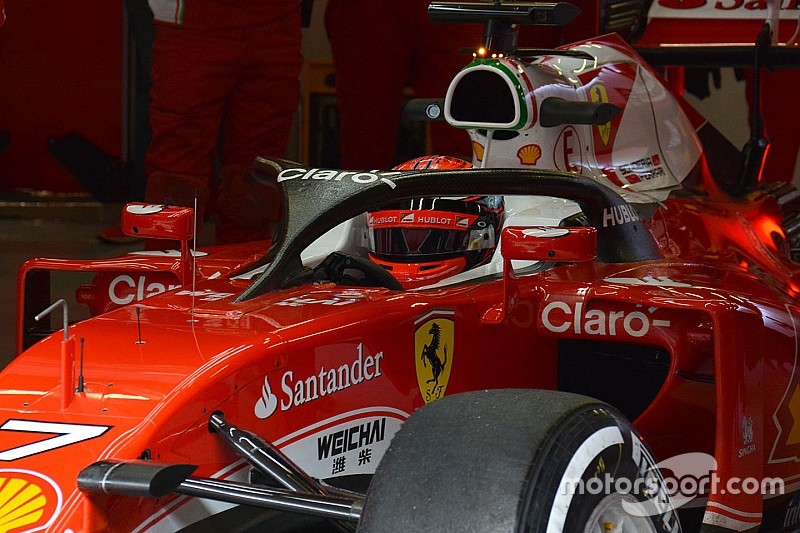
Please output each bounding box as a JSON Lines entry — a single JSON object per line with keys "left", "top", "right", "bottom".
{"left": 310, "top": 252, "right": 403, "bottom": 290}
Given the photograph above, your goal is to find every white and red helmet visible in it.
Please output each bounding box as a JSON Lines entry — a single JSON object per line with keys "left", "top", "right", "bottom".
{"left": 367, "top": 156, "right": 504, "bottom": 289}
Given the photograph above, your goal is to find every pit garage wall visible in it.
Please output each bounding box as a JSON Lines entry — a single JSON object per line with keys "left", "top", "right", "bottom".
{"left": 1, "top": 1, "right": 780, "bottom": 195}
{"left": 0, "top": 0, "right": 123, "bottom": 193}
{"left": 0, "top": 0, "right": 610, "bottom": 195}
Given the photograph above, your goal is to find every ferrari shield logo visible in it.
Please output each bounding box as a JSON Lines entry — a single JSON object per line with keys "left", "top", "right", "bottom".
{"left": 415, "top": 314, "right": 454, "bottom": 403}
{"left": 589, "top": 83, "right": 611, "bottom": 145}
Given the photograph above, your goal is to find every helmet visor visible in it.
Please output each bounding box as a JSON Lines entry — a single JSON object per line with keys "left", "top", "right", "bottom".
{"left": 367, "top": 209, "right": 495, "bottom": 261}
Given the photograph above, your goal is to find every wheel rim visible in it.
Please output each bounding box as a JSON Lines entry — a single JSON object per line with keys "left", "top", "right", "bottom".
{"left": 581, "top": 492, "right": 658, "bottom": 533}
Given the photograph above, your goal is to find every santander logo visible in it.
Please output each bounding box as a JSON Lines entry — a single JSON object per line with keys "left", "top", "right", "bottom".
{"left": 653, "top": 0, "right": 800, "bottom": 16}
{"left": 253, "top": 344, "right": 384, "bottom": 420}
{"left": 254, "top": 376, "right": 278, "bottom": 419}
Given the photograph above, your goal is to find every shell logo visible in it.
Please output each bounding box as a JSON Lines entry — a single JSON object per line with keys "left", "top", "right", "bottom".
{"left": 0, "top": 470, "right": 61, "bottom": 533}
{"left": 472, "top": 141, "right": 485, "bottom": 162}
{"left": 516, "top": 144, "right": 542, "bottom": 166}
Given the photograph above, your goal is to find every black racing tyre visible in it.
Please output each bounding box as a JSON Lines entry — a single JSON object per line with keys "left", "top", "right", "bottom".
{"left": 358, "top": 389, "right": 681, "bottom": 533}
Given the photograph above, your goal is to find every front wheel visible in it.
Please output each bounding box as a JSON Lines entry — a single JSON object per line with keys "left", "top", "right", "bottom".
{"left": 358, "top": 389, "right": 681, "bottom": 533}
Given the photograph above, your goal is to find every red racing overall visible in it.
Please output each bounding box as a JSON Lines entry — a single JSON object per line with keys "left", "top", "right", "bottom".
{"left": 145, "top": 0, "right": 302, "bottom": 243}
{"left": 324, "top": 0, "right": 481, "bottom": 170}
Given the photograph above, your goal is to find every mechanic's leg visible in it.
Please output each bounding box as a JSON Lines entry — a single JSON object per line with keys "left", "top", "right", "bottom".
{"left": 215, "top": 10, "right": 302, "bottom": 245}
{"left": 325, "top": 0, "right": 412, "bottom": 170}
{"left": 216, "top": 164, "right": 283, "bottom": 244}
{"left": 125, "top": 0, "right": 154, "bottom": 202}
{"left": 145, "top": 25, "right": 238, "bottom": 241}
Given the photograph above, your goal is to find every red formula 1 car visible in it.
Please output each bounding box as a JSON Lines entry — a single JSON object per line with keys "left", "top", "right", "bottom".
{"left": 6, "top": 2, "right": 800, "bottom": 532}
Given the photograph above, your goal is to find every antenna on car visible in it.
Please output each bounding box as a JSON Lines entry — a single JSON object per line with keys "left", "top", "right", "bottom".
{"left": 76, "top": 337, "right": 86, "bottom": 393}
{"left": 191, "top": 193, "right": 198, "bottom": 315}
{"left": 136, "top": 306, "right": 145, "bottom": 345}
{"left": 34, "top": 299, "right": 76, "bottom": 409}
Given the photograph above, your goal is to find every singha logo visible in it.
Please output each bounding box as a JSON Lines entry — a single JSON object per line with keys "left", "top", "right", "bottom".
{"left": 742, "top": 416, "right": 753, "bottom": 445}
{"left": 739, "top": 415, "right": 755, "bottom": 458}
{"left": 414, "top": 313, "right": 455, "bottom": 404}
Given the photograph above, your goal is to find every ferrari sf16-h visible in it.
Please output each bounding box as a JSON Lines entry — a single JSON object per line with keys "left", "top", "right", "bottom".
{"left": 6, "top": 2, "right": 800, "bottom": 532}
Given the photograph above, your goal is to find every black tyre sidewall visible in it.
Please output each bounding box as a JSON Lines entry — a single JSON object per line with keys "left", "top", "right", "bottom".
{"left": 521, "top": 404, "right": 681, "bottom": 533}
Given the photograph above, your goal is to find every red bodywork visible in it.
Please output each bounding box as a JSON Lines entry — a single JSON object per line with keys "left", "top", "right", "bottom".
{"left": 5, "top": 17, "right": 800, "bottom": 533}
{"left": 8, "top": 179, "right": 800, "bottom": 531}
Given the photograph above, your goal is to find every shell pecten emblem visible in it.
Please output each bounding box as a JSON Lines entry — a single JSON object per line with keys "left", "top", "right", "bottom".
{"left": 0, "top": 471, "right": 61, "bottom": 533}
{"left": 415, "top": 312, "right": 455, "bottom": 404}
{"left": 516, "top": 144, "right": 542, "bottom": 166}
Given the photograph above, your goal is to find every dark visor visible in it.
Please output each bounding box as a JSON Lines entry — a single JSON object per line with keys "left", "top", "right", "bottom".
{"left": 369, "top": 227, "right": 469, "bottom": 260}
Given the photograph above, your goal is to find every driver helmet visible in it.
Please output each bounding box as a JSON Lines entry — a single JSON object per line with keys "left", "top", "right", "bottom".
{"left": 367, "top": 155, "right": 504, "bottom": 289}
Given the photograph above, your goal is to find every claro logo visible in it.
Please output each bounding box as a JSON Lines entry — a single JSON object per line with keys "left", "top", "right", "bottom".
{"left": 109, "top": 275, "right": 180, "bottom": 305}
{"left": 541, "top": 301, "right": 671, "bottom": 338}
{"left": 277, "top": 168, "right": 400, "bottom": 189}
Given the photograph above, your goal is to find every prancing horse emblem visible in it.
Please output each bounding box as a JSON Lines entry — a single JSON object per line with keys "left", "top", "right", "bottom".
{"left": 421, "top": 323, "right": 448, "bottom": 386}
{"left": 414, "top": 313, "right": 455, "bottom": 404}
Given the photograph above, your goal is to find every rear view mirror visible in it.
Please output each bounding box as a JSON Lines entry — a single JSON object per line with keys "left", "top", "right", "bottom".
{"left": 483, "top": 226, "right": 597, "bottom": 324}
{"left": 502, "top": 226, "right": 597, "bottom": 262}
{"left": 120, "top": 203, "right": 195, "bottom": 241}
{"left": 120, "top": 203, "right": 196, "bottom": 285}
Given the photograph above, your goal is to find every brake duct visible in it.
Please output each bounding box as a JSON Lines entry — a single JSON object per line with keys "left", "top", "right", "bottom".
{"left": 77, "top": 412, "right": 363, "bottom": 528}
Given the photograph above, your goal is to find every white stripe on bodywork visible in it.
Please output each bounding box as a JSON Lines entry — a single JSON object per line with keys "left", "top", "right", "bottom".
{"left": 705, "top": 501, "right": 762, "bottom": 519}
{"left": 703, "top": 509, "right": 761, "bottom": 531}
